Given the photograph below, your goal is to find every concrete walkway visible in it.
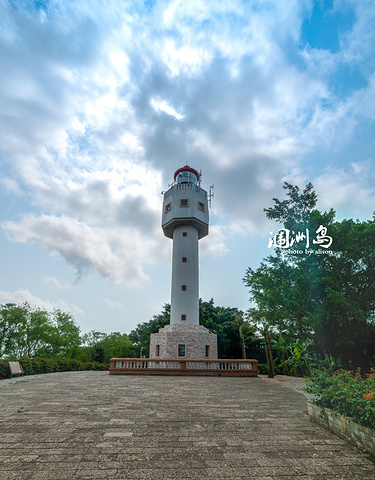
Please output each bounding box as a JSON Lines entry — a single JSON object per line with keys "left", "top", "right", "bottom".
{"left": 0, "top": 371, "right": 374, "bottom": 479}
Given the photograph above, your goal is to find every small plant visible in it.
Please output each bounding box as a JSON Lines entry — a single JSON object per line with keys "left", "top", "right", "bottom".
{"left": 304, "top": 366, "right": 375, "bottom": 429}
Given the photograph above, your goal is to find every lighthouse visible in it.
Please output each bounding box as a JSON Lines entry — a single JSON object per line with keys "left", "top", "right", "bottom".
{"left": 149, "top": 165, "right": 218, "bottom": 359}
{"left": 163, "top": 165, "right": 208, "bottom": 325}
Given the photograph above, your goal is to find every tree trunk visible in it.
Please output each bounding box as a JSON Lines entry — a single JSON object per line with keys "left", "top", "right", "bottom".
{"left": 281, "top": 351, "right": 290, "bottom": 375}
{"left": 264, "top": 340, "right": 272, "bottom": 378}
{"left": 240, "top": 327, "right": 246, "bottom": 359}
{"left": 265, "top": 334, "right": 275, "bottom": 378}
{"left": 269, "top": 338, "right": 276, "bottom": 377}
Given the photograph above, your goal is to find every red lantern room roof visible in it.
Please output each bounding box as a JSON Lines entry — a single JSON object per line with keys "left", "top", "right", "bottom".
{"left": 174, "top": 165, "right": 199, "bottom": 181}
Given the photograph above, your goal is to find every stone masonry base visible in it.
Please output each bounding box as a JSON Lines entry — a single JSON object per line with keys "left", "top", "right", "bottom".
{"left": 149, "top": 324, "right": 218, "bottom": 359}
{"left": 308, "top": 402, "right": 375, "bottom": 456}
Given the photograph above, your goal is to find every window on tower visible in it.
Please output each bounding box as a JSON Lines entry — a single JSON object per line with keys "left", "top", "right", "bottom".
{"left": 178, "top": 344, "right": 186, "bottom": 357}
{"left": 181, "top": 285, "right": 187, "bottom": 291}
{"left": 182, "top": 257, "right": 187, "bottom": 263}
{"left": 205, "top": 345, "right": 210, "bottom": 358}
{"left": 180, "top": 199, "right": 189, "bottom": 207}
{"left": 165, "top": 202, "right": 172, "bottom": 213}
{"left": 156, "top": 345, "right": 160, "bottom": 357}
{"left": 198, "top": 201, "right": 205, "bottom": 212}
{"left": 181, "top": 314, "right": 187, "bottom": 321}
{"left": 182, "top": 232, "right": 187, "bottom": 237}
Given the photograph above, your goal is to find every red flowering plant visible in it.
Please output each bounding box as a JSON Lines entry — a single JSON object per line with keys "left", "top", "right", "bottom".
{"left": 304, "top": 365, "right": 375, "bottom": 429}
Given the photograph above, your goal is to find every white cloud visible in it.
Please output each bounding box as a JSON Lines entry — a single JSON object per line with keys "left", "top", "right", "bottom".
{"left": 2, "top": 214, "right": 164, "bottom": 286}
{"left": 200, "top": 224, "right": 229, "bottom": 257}
{"left": 0, "top": 177, "right": 22, "bottom": 195}
{"left": 0, "top": 289, "right": 85, "bottom": 318}
{"left": 340, "top": 1, "right": 375, "bottom": 69}
{"left": 150, "top": 98, "right": 184, "bottom": 119}
{"left": 314, "top": 163, "right": 375, "bottom": 220}
{"left": 104, "top": 298, "right": 127, "bottom": 312}
{"left": 42, "top": 277, "right": 71, "bottom": 290}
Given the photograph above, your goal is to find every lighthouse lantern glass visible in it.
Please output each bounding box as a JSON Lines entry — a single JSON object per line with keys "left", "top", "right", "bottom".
{"left": 176, "top": 171, "right": 197, "bottom": 185}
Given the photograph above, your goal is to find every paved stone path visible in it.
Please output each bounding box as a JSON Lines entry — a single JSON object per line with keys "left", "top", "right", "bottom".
{"left": 0, "top": 371, "right": 374, "bottom": 479}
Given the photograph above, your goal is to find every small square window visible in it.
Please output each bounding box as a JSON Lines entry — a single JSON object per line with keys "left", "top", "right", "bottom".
{"left": 181, "top": 314, "right": 187, "bottom": 321}
{"left": 178, "top": 344, "right": 186, "bottom": 357}
{"left": 156, "top": 345, "right": 160, "bottom": 357}
{"left": 165, "top": 202, "right": 172, "bottom": 213}
{"left": 182, "top": 257, "right": 187, "bottom": 263}
{"left": 198, "top": 202, "right": 205, "bottom": 212}
{"left": 181, "top": 285, "right": 187, "bottom": 291}
{"left": 180, "top": 199, "right": 189, "bottom": 207}
{"left": 182, "top": 232, "right": 187, "bottom": 237}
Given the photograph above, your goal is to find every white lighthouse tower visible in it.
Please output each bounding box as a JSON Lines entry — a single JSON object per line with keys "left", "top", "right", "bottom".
{"left": 149, "top": 165, "right": 218, "bottom": 359}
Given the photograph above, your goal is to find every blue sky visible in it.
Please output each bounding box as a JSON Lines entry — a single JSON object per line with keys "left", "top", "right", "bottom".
{"left": 0, "top": 0, "right": 374, "bottom": 334}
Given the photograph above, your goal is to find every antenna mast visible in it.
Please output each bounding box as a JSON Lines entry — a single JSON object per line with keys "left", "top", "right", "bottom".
{"left": 208, "top": 184, "right": 214, "bottom": 208}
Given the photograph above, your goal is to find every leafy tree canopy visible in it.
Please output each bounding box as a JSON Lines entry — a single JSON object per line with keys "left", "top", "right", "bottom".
{"left": 244, "top": 182, "right": 375, "bottom": 372}
{"left": 0, "top": 303, "right": 81, "bottom": 359}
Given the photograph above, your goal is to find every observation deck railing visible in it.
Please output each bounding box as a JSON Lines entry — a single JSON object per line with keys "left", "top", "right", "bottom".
{"left": 109, "top": 358, "right": 258, "bottom": 376}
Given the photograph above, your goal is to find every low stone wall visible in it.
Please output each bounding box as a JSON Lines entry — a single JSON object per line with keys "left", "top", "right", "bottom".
{"left": 109, "top": 358, "right": 258, "bottom": 376}
{"left": 308, "top": 402, "right": 375, "bottom": 456}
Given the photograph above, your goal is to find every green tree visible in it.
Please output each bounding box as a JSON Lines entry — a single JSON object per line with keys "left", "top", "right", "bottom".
{"left": 129, "top": 304, "right": 170, "bottom": 357}
{"left": 244, "top": 182, "right": 375, "bottom": 372}
{"left": 245, "top": 308, "right": 276, "bottom": 377}
{"left": 81, "top": 331, "right": 137, "bottom": 362}
{"left": 0, "top": 303, "right": 55, "bottom": 358}
{"left": 279, "top": 337, "right": 313, "bottom": 376}
{"left": 273, "top": 332, "right": 292, "bottom": 375}
{"left": 91, "top": 343, "right": 106, "bottom": 363}
{"left": 199, "top": 299, "right": 247, "bottom": 358}
{"left": 320, "top": 218, "right": 375, "bottom": 368}
{"left": 0, "top": 303, "right": 29, "bottom": 358}
{"left": 0, "top": 304, "right": 81, "bottom": 360}
{"left": 81, "top": 330, "right": 108, "bottom": 361}
{"left": 24, "top": 307, "right": 51, "bottom": 357}
{"left": 264, "top": 181, "right": 321, "bottom": 232}
{"left": 46, "top": 310, "right": 81, "bottom": 358}
{"left": 223, "top": 312, "right": 254, "bottom": 359}
{"left": 101, "top": 332, "right": 137, "bottom": 360}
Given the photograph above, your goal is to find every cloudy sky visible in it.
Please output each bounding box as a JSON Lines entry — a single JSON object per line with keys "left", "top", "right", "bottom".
{"left": 1, "top": 0, "right": 374, "bottom": 335}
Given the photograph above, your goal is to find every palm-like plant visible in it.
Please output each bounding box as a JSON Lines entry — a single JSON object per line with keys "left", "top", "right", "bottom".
{"left": 224, "top": 313, "right": 254, "bottom": 359}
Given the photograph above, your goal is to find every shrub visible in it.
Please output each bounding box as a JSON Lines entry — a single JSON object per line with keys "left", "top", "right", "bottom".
{"left": 0, "top": 357, "right": 109, "bottom": 379}
{"left": 0, "top": 360, "right": 8, "bottom": 380}
{"left": 304, "top": 367, "right": 375, "bottom": 429}
{"left": 257, "top": 362, "right": 284, "bottom": 375}
{"left": 257, "top": 363, "right": 268, "bottom": 374}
